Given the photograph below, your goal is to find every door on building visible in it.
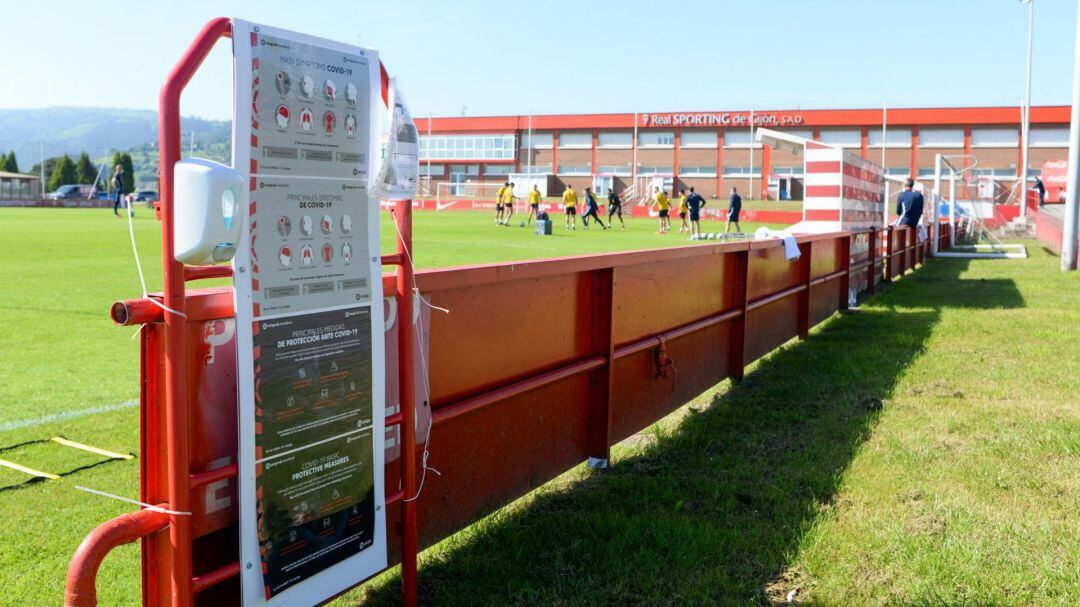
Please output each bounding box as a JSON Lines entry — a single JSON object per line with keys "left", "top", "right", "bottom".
{"left": 592, "top": 175, "right": 614, "bottom": 197}
{"left": 449, "top": 164, "right": 467, "bottom": 196}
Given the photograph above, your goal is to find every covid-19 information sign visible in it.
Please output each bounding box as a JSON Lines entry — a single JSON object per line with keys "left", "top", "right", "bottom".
{"left": 231, "top": 19, "right": 387, "bottom": 606}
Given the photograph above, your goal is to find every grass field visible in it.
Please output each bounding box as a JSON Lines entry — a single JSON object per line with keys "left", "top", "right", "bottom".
{"left": 0, "top": 207, "right": 1077, "bottom": 606}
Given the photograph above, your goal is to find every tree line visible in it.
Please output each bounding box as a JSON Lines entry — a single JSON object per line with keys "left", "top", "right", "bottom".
{"left": 0, "top": 150, "right": 135, "bottom": 195}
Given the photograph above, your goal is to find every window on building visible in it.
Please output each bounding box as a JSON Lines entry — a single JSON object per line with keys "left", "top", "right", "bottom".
{"left": 485, "top": 164, "right": 512, "bottom": 176}
{"left": 679, "top": 165, "right": 717, "bottom": 176}
{"left": 636, "top": 164, "right": 674, "bottom": 174}
{"left": 818, "top": 128, "right": 862, "bottom": 148}
{"left": 721, "top": 165, "right": 761, "bottom": 177}
{"left": 597, "top": 132, "right": 632, "bottom": 148}
{"left": 971, "top": 127, "right": 1019, "bottom": 147}
{"left": 466, "top": 164, "right": 481, "bottom": 176}
{"left": 559, "top": 132, "right": 592, "bottom": 149}
{"left": 918, "top": 128, "right": 964, "bottom": 148}
{"left": 419, "top": 164, "right": 445, "bottom": 177}
{"left": 557, "top": 164, "right": 592, "bottom": 176}
{"left": 521, "top": 132, "right": 553, "bottom": 149}
{"left": 771, "top": 166, "right": 805, "bottom": 176}
{"left": 680, "top": 131, "right": 718, "bottom": 148}
{"left": 638, "top": 131, "right": 674, "bottom": 148}
{"left": 1029, "top": 126, "right": 1069, "bottom": 147}
{"left": 420, "top": 134, "right": 516, "bottom": 160}
{"left": 777, "top": 128, "right": 813, "bottom": 141}
{"left": 886, "top": 167, "right": 910, "bottom": 177}
{"left": 868, "top": 128, "right": 912, "bottom": 148}
{"left": 519, "top": 164, "right": 553, "bottom": 175}
{"left": 722, "top": 129, "right": 760, "bottom": 148}
{"left": 596, "top": 164, "right": 632, "bottom": 176}
{"left": 916, "top": 167, "right": 936, "bottom": 177}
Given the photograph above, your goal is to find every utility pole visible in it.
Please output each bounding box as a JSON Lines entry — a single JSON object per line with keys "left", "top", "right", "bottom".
{"left": 1019, "top": 0, "right": 1034, "bottom": 216}
{"left": 1061, "top": 0, "right": 1080, "bottom": 270}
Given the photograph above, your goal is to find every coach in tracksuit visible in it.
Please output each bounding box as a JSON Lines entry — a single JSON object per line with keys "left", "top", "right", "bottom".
{"left": 896, "top": 179, "right": 924, "bottom": 227}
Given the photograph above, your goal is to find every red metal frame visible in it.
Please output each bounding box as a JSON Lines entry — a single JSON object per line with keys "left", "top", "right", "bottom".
{"left": 63, "top": 18, "right": 422, "bottom": 607}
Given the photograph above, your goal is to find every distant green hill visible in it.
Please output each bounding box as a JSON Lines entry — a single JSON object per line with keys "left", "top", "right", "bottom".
{"left": 0, "top": 107, "right": 231, "bottom": 188}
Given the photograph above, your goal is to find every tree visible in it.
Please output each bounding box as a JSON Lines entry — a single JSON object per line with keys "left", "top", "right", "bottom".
{"left": 47, "top": 154, "right": 76, "bottom": 192}
{"left": 0, "top": 152, "right": 17, "bottom": 173}
{"left": 120, "top": 152, "right": 136, "bottom": 194}
{"left": 109, "top": 151, "right": 136, "bottom": 194}
{"left": 30, "top": 157, "right": 59, "bottom": 184}
{"left": 75, "top": 153, "right": 97, "bottom": 185}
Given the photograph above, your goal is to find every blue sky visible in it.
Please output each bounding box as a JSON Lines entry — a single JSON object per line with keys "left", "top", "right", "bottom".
{"left": 1, "top": 0, "right": 1077, "bottom": 120}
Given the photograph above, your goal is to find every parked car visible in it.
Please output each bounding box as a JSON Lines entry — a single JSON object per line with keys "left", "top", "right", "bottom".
{"left": 133, "top": 190, "right": 158, "bottom": 202}
{"left": 48, "top": 184, "right": 93, "bottom": 200}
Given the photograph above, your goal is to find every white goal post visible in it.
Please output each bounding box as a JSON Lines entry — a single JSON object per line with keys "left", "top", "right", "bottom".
{"left": 932, "top": 153, "right": 1027, "bottom": 259}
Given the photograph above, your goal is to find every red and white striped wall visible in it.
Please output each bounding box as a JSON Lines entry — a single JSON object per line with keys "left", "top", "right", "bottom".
{"left": 796, "top": 141, "right": 884, "bottom": 233}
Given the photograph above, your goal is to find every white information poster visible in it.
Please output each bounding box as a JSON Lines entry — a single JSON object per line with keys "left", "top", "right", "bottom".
{"left": 231, "top": 19, "right": 386, "bottom": 606}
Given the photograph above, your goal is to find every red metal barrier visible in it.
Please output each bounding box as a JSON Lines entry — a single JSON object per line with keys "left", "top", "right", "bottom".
{"left": 68, "top": 222, "right": 945, "bottom": 606}
{"left": 65, "top": 18, "right": 959, "bottom": 607}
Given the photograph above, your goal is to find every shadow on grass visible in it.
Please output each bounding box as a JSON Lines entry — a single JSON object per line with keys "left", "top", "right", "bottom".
{"left": 355, "top": 259, "right": 1024, "bottom": 606}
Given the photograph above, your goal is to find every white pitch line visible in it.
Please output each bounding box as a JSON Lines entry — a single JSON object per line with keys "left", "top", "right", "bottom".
{"left": 0, "top": 401, "right": 138, "bottom": 433}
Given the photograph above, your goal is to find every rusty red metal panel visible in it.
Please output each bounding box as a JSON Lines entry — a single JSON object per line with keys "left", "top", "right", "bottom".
{"left": 746, "top": 245, "right": 800, "bottom": 301}
{"left": 418, "top": 374, "right": 591, "bottom": 548}
{"left": 425, "top": 271, "right": 594, "bottom": 406}
{"left": 610, "top": 254, "right": 731, "bottom": 345}
{"left": 609, "top": 321, "right": 731, "bottom": 443}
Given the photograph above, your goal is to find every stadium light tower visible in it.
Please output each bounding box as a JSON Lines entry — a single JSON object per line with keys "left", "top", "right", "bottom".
{"left": 1019, "top": 0, "right": 1034, "bottom": 217}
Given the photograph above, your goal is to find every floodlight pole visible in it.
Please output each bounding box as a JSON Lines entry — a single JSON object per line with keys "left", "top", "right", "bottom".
{"left": 749, "top": 107, "right": 755, "bottom": 200}
{"left": 932, "top": 154, "right": 943, "bottom": 255}
{"left": 949, "top": 170, "right": 956, "bottom": 244}
{"left": 1061, "top": 0, "right": 1080, "bottom": 270}
{"left": 1019, "top": 0, "right": 1034, "bottom": 216}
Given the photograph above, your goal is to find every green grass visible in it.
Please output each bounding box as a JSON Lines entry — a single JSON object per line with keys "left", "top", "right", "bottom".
{"left": 0, "top": 207, "right": 775, "bottom": 606}
{"left": 338, "top": 244, "right": 1080, "bottom": 606}
{"left": 1, "top": 208, "right": 1076, "bottom": 606}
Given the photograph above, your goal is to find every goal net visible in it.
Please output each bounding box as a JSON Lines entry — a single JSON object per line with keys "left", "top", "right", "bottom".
{"left": 435, "top": 181, "right": 528, "bottom": 213}
{"left": 931, "top": 154, "right": 1026, "bottom": 259}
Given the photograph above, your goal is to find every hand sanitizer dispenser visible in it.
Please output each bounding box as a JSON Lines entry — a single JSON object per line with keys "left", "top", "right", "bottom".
{"left": 173, "top": 157, "right": 246, "bottom": 265}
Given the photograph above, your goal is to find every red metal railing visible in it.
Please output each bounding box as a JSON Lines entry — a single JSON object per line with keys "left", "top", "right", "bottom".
{"left": 64, "top": 17, "right": 968, "bottom": 607}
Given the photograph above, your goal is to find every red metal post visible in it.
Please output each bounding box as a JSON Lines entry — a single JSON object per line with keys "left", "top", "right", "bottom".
{"left": 839, "top": 235, "right": 852, "bottom": 310}
{"left": 797, "top": 242, "right": 812, "bottom": 339}
{"left": 866, "top": 227, "right": 877, "bottom": 294}
{"left": 157, "top": 17, "right": 232, "bottom": 607}
{"left": 586, "top": 268, "right": 615, "bottom": 466}
{"left": 728, "top": 250, "right": 750, "bottom": 381}
{"left": 884, "top": 226, "right": 894, "bottom": 283}
{"left": 395, "top": 199, "right": 419, "bottom": 607}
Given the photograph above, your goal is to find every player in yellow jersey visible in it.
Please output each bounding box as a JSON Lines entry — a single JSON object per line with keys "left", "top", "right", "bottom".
{"left": 650, "top": 187, "right": 671, "bottom": 233}
{"left": 526, "top": 185, "right": 542, "bottom": 225}
{"left": 494, "top": 182, "right": 508, "bottom": 226}
{"left": 501, "top": 182, "right": 517, "bottom": 226}
{"left": 677, "top": 188, "right": 689, "bottom": 233}
{"left": 562, "top": 185, "right": 578, "bottom": 230}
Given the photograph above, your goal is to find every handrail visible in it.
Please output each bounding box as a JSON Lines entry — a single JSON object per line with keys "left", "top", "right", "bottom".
{"left": 158, "top": 18, "right": 233, "bottom": 607}
{"left": 65, "top": 509, "right": 170, "bottom": 607}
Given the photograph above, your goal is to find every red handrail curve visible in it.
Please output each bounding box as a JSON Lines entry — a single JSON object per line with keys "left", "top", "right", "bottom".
{"left": 65, "top": 509, "right": 170, "bottom": 607}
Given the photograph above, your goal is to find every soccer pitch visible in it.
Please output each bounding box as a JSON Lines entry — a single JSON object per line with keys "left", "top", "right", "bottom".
{"left": 0, "top": 207, "right": 778, "bottom": 605}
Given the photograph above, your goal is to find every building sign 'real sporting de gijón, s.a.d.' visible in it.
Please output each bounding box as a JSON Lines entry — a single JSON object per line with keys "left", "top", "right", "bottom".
{"left": 231, "top": 19, "right": 387, "bottom": 606}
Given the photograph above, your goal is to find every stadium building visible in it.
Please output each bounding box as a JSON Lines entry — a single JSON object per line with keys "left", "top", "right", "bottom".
{"left": 414, "top": 105, "right": 1071, "bottom": 202}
